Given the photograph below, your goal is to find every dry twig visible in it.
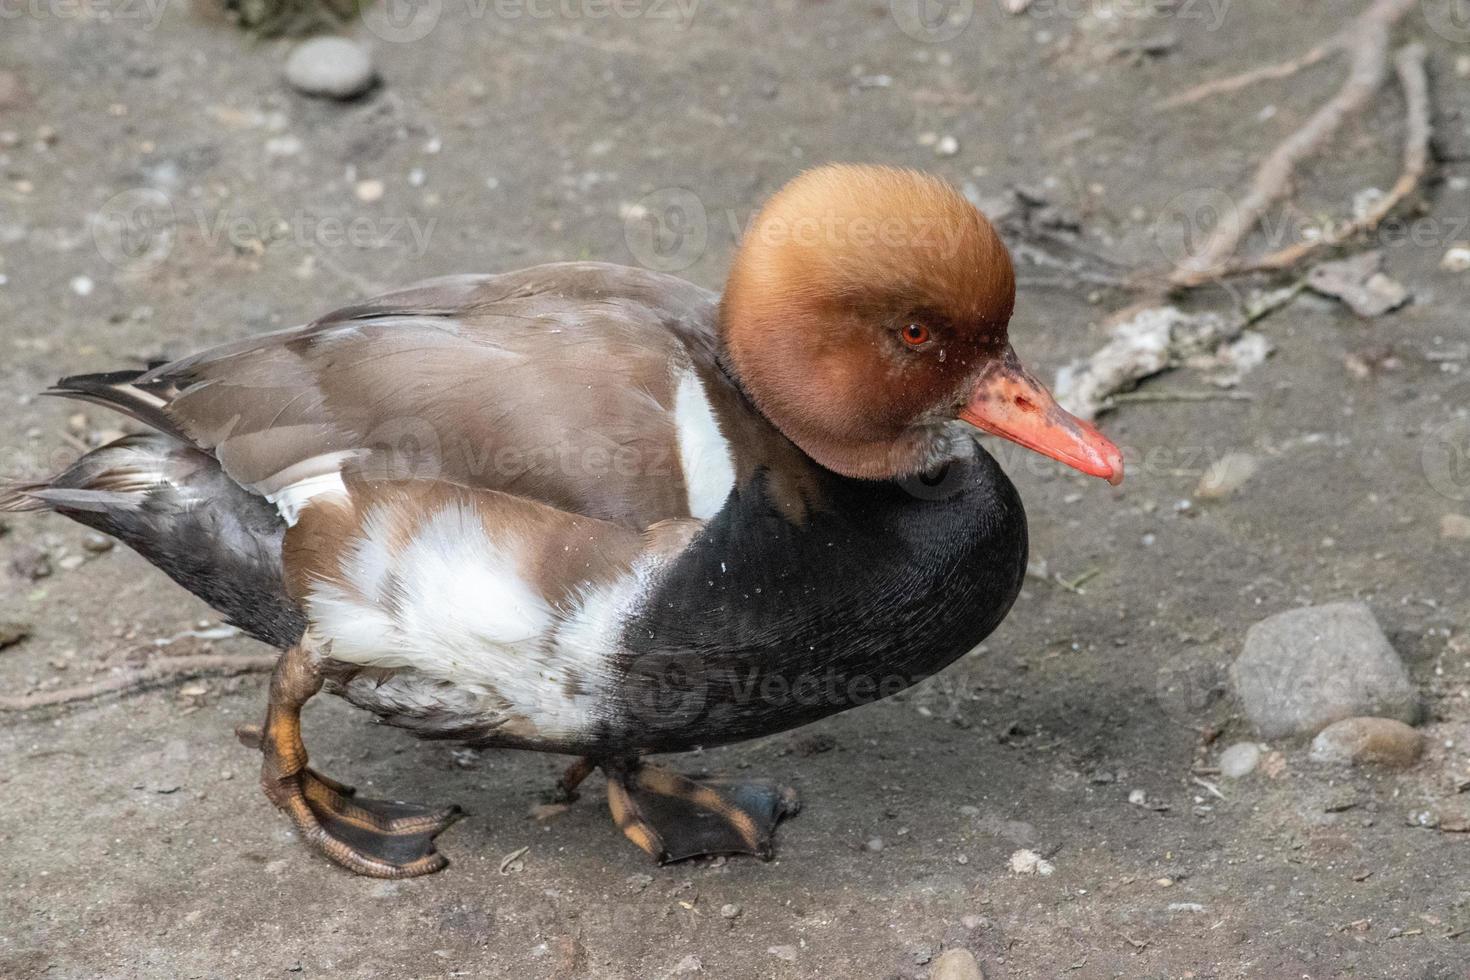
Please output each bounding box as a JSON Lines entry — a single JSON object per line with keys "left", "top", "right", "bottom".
{"left": 0, "top": 653, "right": 277, "bottom": 711}
{"left": 1232, "top": 44, "right": 1430, "bottom": 274}
{"left": 1160, "top": 0, "right": 1422, "bottom": 287}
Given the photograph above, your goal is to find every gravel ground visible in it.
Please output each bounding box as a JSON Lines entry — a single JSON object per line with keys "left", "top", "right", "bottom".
{"left": 2, "top": 2, "right": 1469, "bottom": 977}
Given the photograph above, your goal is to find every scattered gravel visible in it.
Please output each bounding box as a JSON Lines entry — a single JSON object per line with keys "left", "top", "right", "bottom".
{"left": 1232, "top": 603, "right": 1419, "bottom": 738}
{"left": 1309, "top": 717, "right": 1423, "bottom": 769}
{"left": 285, "top": 38, "right": 377, "bottom": 100}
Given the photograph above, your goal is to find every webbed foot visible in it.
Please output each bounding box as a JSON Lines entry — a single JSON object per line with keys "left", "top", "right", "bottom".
{"left": 237, "top": 645, "right": 462, "bottom": 878}
{"left": 605, "top": 761, "right": 800, "bottom": 863}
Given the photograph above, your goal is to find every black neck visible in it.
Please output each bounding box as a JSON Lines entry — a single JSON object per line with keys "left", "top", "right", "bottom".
{"left": 614, "top": 447, "right": 1028, "bottom": 753}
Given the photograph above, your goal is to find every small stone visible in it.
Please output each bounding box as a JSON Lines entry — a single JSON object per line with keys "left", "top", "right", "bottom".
{"left": 1218, "top": 742, "right": 1262, "bottom": 779}
{"left": 1231, "top": 602, "right": 1418, "bottom": 738}
{"left": 1196, "top": 453, "right": 1259, "bottom": 499}
{"left": 863, "top": 837, "right": 884, "bottom": 853}
{"left": 767, "top": 945, "right": 798, "bottom": 962}
{"left": 284, "top": 37, "right": 377, "bottom": 101}
{"left": 1008, "top": 848, "right": 1055, "bottom": 876}
{"left": 355, "top": 179, "right": 385, "bottom": 203}
{"left": 0, "top": 621, "right": 32, "bottom": 650}
{"left": 1306, "top": 251, "right": 1410, "bottom": 318}
{"left": 935, "top": 135, "right": 960, "bottom": 157}
{"left": 70, "top": 275, "right": 94, "bottom": 297}
{"left": 671, "top": 954, "right": 703, "bottom": 974}
{"left": 58, "top": 554, "right": 85, "bottom": 572}
{"left": 961, "top": 915, "right": 991, "bottom": 930}
{"left": 1310, "top": 717, "right": 1423, "bottom": 769}
{"left": 1441, "top": 245, "right": 1470, "bottom": 272}
{"left": 82, "top": 533, "right": 115, "bottom": 554}
{"left": 720, "top": 903, "right": 742, "bottom": 919}
{"left": 1440, "top": 514, "right": 1470, "bottom": 540}
{"left": 931, "top": 948, "right": 985, "bottom": 980}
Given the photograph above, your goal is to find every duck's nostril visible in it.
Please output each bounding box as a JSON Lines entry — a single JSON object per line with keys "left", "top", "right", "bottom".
{"left": 1014, "top": 396, "right": 1036, "bottom": 412}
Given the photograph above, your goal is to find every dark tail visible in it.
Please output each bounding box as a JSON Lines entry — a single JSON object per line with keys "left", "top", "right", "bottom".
{"left": 3, "top": 433, "right": 305, "bottom": 649}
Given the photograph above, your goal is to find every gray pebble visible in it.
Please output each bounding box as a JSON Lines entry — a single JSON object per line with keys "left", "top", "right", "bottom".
{"left": 719, "top": 903, "right": 742, "bottom": 919}
{"left": 82, "top": 533, "right": 115, "bottom": 554}
{"left": 931, "top": 948, "right": 985, "bottom": 980}
{"left": 285, "top": 38, "right": 377, "bottom": 100}
{"left": 1231, "top": 603, "right": 1418, "bottom": 738}
{"left": 1218, "top": 742, "right": 1262, "bottom": 779}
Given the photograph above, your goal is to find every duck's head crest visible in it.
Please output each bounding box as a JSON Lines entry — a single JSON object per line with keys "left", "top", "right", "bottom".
{"left": 721, "top": 163, "right": 1122, "bottom": 485}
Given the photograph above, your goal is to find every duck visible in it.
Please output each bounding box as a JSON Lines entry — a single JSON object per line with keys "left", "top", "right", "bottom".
{"left": 2, "top": 165, "right": 1122, "bottom": 878}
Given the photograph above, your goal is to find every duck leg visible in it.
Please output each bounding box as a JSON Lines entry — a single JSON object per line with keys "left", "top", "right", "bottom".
{"left": 236, "top": 643, "right": 462, "bottom": 878}
{"left": 604, "top": 760, "right": 800, "bottom": 863}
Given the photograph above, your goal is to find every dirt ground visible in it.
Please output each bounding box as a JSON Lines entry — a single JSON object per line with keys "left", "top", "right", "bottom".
{"left": 3, "top": 1, "right": 1470, "bottom": 977}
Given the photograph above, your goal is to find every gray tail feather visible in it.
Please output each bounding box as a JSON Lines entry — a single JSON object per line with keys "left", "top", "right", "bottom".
{"left": 6, "top": 433, "right": 305, "bottom": 649}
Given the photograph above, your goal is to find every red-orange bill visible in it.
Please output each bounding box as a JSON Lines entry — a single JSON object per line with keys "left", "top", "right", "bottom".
{"left": 958, "top": 347, "right": 1124, "bottom": 485}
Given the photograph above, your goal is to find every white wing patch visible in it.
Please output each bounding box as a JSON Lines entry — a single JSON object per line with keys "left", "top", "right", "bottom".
{"left": 673, "top": 367, "right": 736, "bottom": 520}
{"left": 263, "top": 451, "right": 356, "bottom": 526}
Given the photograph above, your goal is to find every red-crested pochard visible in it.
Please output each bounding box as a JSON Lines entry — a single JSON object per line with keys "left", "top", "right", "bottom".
{"left": 3, "top": 165, "right": 1122, "bottom": 876}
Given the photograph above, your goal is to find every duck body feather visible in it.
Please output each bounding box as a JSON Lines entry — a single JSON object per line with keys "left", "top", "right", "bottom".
{"left": 7, "top": 262, "right": 1028, "bottom": 755}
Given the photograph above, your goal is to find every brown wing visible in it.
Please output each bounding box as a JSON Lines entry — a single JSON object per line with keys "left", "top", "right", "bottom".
{"left": 77, "top": 262, "right": 725, "bottom": 528}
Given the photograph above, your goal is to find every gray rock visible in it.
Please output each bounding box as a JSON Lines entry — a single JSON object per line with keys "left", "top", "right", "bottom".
{"left": 931, "top": 948, "right": 985, "bottom": 980}
{"left": 285, "top": 38, "right": 376, "bottom": 100}
{"left": 1309, "top": 717, "right": 1423, "bottom": 769}
{"left": 1217, "top": 742, "right": 1262, "bottom": 779}
{"left": 1232, "top": 603, "right": 1418, "bottom": 738}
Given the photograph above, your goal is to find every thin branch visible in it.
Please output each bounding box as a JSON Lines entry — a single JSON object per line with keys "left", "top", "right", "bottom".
{"left": 1158, "top": 38, "right": 1343, "bottom": 110}
{"left": 1164, "top": 0, "right": 1419, "bottom": 288}
{"left": 1228, "top": 43, "right": 1431, "bottom": 274}
{"left": 0, "top": 654, "right": 277, "bottom": 712}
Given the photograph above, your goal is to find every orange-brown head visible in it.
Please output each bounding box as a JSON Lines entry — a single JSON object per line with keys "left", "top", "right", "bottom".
{"left": 721, "top": 164, "right": 1122, "bottom": 485}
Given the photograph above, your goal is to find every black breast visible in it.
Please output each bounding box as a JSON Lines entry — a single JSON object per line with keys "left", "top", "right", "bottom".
{"left": 612, "top": 448, "right": 1028, "bottom": 754}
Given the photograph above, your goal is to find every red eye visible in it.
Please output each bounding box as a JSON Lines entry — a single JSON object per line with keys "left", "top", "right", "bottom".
{"left": 901, "top": 323, "right": 930, "bottom": 347}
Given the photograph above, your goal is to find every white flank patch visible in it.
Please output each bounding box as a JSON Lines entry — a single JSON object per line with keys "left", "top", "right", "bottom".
{"left": 673, "top": 368, "right": 736, "bottom": 520}
{"left": 307, "top": 500, "right": 650, "bottom": 737}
